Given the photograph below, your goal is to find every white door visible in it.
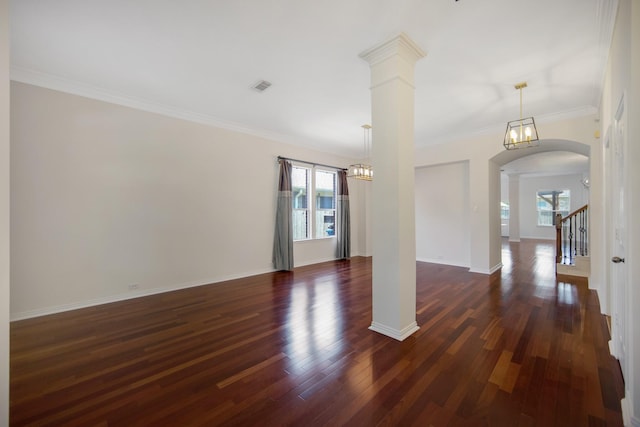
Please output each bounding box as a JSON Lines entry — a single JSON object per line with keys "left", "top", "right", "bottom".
{"left": 610, "top": 94, "right": 628, "bottom": 381}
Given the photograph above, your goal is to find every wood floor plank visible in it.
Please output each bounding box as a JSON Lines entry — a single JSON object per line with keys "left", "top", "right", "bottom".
{"left": 10, "top": 239, "right": 624, "bottom": 426}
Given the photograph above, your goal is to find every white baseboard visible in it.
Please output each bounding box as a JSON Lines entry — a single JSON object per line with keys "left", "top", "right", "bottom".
{"left": 369, "top": 321, "right": 419, "bottom": 341}
{"left": 469, "top": 262, "right": 503, "bottom": 275}
{"left": 10, "top": 268, "right": 274, "bottom": 321}
{"left": 415, "top": 259, "right": 502, "bottom": 275}
{"left": 415, "top": 257, "right": 470, "bottom": 268}
{"left": 11, "top": 255, "right": 366, "bottom": 321}
{"left": 489, "top": 262, "right": 503, "bottom": 274}
{"left": 294, "top": 256, "right": 340, "bottom": 268}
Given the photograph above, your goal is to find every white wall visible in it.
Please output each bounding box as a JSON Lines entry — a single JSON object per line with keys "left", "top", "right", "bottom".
{"left": 10, "top": 82, "right": 361, "bottom": 319}
{"left": 1, "top": 0, "right": 10, "bottom": 422}
{"left": 415, "top": 161, "right": 470, "bottom": 267}
{"left": 518, "top": 173, "right": 588, "bottom": 240}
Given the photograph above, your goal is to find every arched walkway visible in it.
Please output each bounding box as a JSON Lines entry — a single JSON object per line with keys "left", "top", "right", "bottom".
{"left": 491, "top": 138, "right": 590, "bottom": 166}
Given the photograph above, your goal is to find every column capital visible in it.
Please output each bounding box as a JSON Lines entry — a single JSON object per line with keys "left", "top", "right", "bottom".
{"left": 359, "top": 32, "right": 426, "bottom": 67}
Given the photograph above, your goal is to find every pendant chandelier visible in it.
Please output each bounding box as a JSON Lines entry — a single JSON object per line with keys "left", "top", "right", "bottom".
{"left": 503, "top": 82, "right": 540, "bottom": 150}
{"left": 348, "top": 124, "right": 373, "bottom": 181}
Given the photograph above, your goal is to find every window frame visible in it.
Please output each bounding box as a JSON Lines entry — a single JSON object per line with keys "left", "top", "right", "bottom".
{"left": 291, "top": 164, "right": 337, "bottom": 241}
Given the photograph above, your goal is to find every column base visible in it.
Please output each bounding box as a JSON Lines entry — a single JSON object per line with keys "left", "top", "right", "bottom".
{"left": 369, "top": 321, "right": 419, "bottom": 341}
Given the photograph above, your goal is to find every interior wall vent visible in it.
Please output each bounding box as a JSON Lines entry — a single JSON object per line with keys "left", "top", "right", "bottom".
{"left": 252, "top": 80, "right": 272, "bottom": 92}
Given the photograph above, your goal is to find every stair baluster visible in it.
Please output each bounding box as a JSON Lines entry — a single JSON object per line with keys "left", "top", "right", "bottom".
{"left": 555, "top": 204, "right": 588, "bottom": 266}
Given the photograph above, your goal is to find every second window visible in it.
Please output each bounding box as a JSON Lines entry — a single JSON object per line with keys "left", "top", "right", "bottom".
{"left": 292, "top": 166, "right": 336, "bottom": 240}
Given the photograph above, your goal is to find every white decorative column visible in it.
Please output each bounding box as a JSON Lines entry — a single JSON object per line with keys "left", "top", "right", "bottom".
{"left": 360, "top": 33, "right": 426, "bottom": 341}
{"left": 508, "top": 174, "right": 521, "bottom": 242}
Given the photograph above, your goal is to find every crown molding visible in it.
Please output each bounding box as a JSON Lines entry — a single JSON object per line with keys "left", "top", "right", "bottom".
{"left": 10, "top": 66, "right": 327, "bottom": 152}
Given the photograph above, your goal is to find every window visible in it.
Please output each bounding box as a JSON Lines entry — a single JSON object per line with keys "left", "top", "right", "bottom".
{"left": 315, "top": 170, "right": 336, "bottom": 238}
{"left": 536, "top": 190, "right": 570, "bottom": 226}
{"left": 501, "top": 202, "right": 510, "bottom": 221}
{"left": 292, "top": 165, "right": 336, "bottom": 240}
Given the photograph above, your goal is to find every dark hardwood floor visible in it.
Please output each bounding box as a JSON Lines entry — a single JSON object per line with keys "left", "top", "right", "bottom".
{"left": 10, "top": 239, "right": 624, "bottom": 426}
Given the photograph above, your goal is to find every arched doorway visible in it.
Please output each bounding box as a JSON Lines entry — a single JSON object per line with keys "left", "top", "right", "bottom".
{"left": 489, "top": 139, "right": 591, "bottom": 269}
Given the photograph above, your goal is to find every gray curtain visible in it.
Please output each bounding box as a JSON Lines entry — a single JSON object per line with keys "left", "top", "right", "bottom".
{"left": 336, "top": 170, "right": 351, "bottom": 259}
{"left": 273, "top": 159, "right": 294, "bottom": 270}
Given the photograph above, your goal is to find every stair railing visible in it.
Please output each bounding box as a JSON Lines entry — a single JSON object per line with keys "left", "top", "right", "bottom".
{"left": 555, "top": 204, "right": 588, "bottom": 265}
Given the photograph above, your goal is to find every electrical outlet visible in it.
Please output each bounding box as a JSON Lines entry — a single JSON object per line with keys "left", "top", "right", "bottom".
{"left": 128, "top": 283, "right": 139, "bottom": 291}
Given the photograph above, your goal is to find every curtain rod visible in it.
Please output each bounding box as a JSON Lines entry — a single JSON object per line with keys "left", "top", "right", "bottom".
{"left": 277, "top": 156, "right": 347, "bottom": 171}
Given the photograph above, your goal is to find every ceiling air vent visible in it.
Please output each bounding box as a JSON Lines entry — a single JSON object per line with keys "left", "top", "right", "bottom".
{"left": 251, "top": 80, "right": 272, "bottom": 92}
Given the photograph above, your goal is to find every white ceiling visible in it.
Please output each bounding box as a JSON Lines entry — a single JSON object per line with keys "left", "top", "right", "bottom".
{"left": 9, "top": 0, "right": 617, "bottom": 158}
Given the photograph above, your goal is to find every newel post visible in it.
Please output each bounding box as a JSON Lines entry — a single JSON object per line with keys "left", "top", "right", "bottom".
{"left": 555, "top": 213, "right": 563, "bottom": 263}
